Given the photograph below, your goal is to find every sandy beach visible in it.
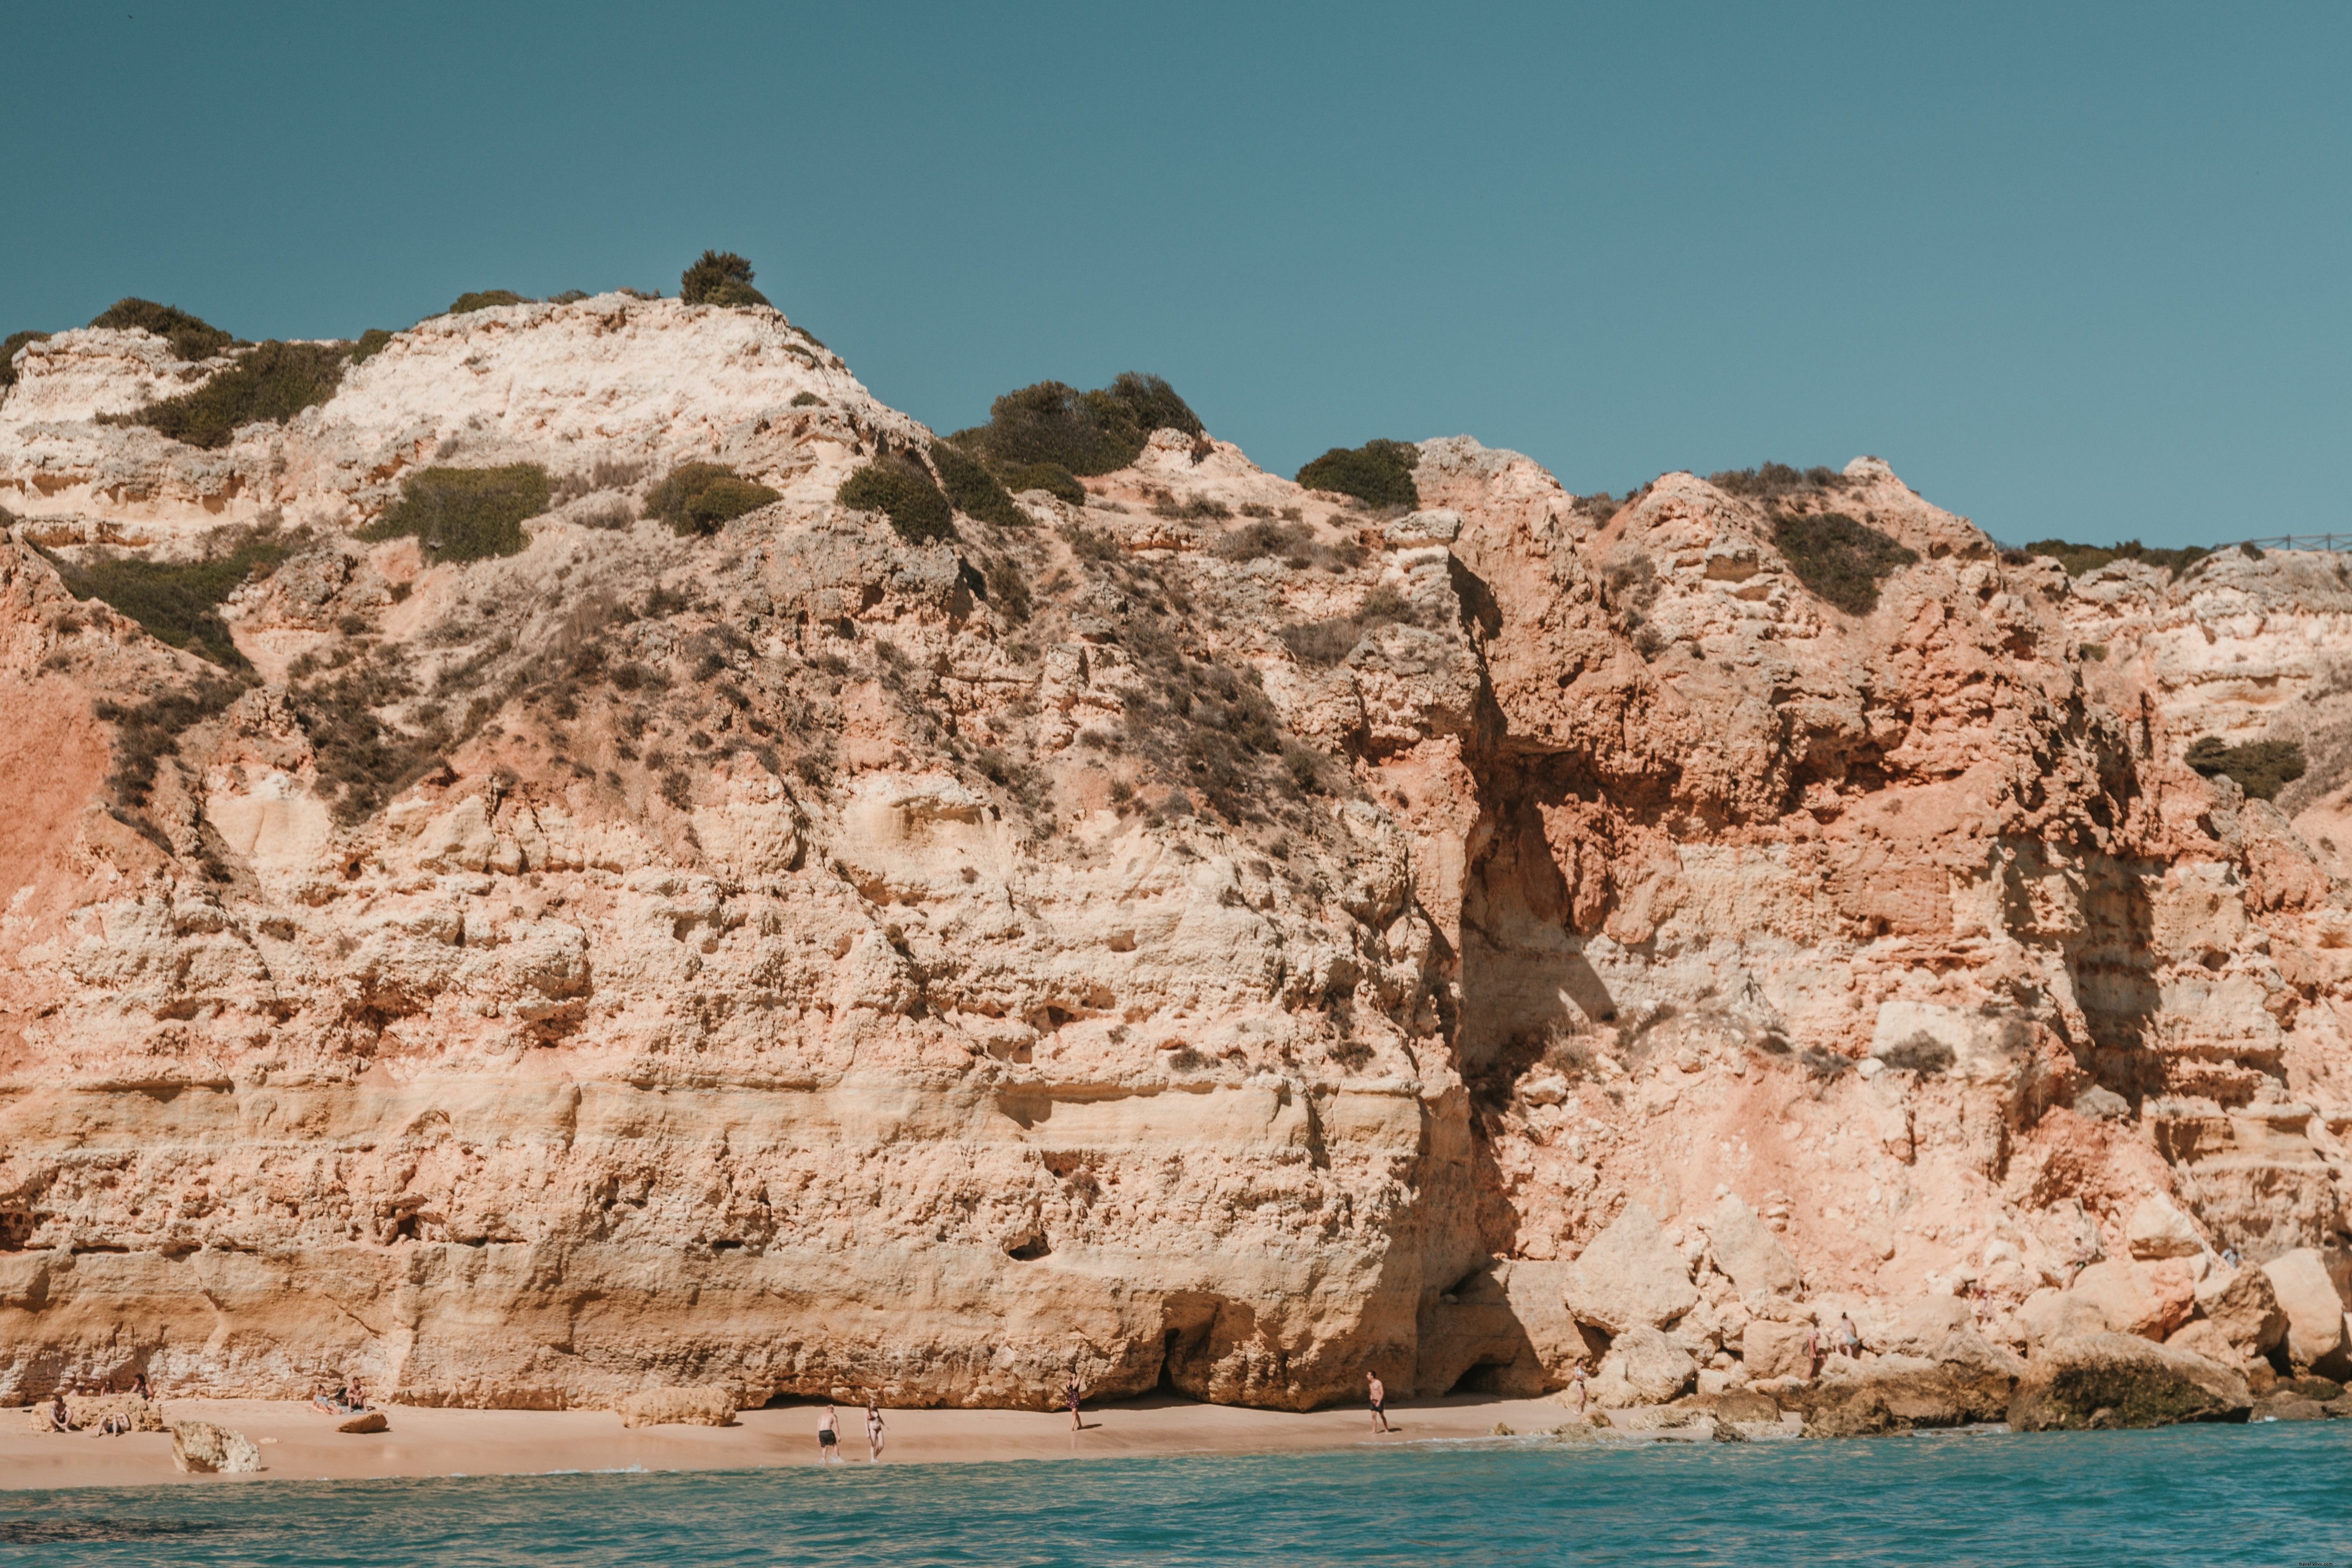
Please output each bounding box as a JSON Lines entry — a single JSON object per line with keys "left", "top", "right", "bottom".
{"left": 0, "top": 1392, "right": 1603, "bottom": 1491}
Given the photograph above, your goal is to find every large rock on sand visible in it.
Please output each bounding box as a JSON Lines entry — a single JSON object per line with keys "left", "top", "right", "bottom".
{"left": 171, "top": 1421, "right": 263, "bottom": 1474}
{"left": 1798, "top": 1329, "right": 2023, "bottom": 1437}
{"left": 1566, "top": 1205, "right": 1697, "bottom": 1335}
{"left": 2008, "top": 1334, "right": 2253, "bottom": 1431}
{"left": 1879, "top": 1295, "right": 1977, "bottom": 1357}
{"left": 617, "top": 1388, "right": 739, "bottom": 1428}
{"left": 2260, "top": 1249, "right": 2347, "bottom": 1369}
{"left": 1700, "top": 1195, "right": 1801, "bottom": 1300}
{"left": 338, "top": 1411, "right": 389, "bottom": 1434}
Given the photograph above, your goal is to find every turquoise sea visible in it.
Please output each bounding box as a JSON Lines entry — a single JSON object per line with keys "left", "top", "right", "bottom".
{"left": 2, "top": 1424, "right": 2346, "bottom": 1565}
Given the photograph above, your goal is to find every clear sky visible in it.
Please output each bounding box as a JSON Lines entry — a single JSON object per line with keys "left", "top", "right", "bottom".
{"left": 4, "top": 2, "right": 2344, "bottom": 548}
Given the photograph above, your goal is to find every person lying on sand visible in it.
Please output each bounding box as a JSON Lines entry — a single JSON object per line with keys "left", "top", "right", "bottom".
{"left": 311, "top": 1386, "right": 346, "bottom": 1415}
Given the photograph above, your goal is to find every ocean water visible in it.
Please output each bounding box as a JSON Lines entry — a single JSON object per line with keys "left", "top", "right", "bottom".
{"left": 2, "top": 1424, "right": 2347, "bottom": 1566}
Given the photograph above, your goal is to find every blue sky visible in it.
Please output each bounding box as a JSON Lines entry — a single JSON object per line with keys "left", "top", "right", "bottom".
{"left": 4, "top": 2, "right": 2344, "bottom": 548}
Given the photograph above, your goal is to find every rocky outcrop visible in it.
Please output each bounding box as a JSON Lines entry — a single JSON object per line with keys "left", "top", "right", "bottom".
{"left": 170, "top": 1420, "right": 262, "bottom": 1473}
{"left": 5, "top": 296, "right": 2352, "bottom": 1413}
{"left": 616, "top": 1388, "right": 737, "bottom": 1427}
{"left": 1797, "top": 1329, "right": 2022, "bottom": 1436}
{"left": 2008, "top": 1333, "right": 2252, "bottom": 1430}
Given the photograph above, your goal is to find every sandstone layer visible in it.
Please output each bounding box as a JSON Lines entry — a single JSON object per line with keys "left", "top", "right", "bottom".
{"left": 3, "top": 300, "right": 2350, "bottom": 1413}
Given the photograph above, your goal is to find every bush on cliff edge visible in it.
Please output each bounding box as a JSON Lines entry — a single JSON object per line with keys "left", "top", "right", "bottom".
{"left": 646, "top": 463, "right": 781, "bottom": 536}
{"left": 2185, "top": 735, "right": 2307, "bottom": 801}
{"left": 680, "top": 250, "right": 772, "bottom": 309}
{"left": 1295, "top": 438, "right": 1420, "bottom": 510}
{"left": 106, "top": 340, "right": 351, "bottom": 450}
{"left": 838, "top": 454, "right": 954, "bottom": 544}
{"left": 89, "top": 298, "right": 236, "bottom": 361}
{"left": 357, "top": 464, "right": 552, "bottom": 563}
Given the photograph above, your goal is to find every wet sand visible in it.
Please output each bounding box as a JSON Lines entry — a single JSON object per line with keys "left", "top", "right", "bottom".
{"left": 0, "top": 1392, "right": 1589, "bottom": 1490}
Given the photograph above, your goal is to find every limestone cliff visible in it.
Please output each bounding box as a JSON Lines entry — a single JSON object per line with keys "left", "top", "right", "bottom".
{"left": 1, "top": 297, "right": 2345, "bottom": 1410}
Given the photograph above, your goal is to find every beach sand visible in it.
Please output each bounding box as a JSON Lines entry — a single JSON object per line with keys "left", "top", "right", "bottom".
{"left": 0, "top": 1392, "right": 1594, "bottom": 1490}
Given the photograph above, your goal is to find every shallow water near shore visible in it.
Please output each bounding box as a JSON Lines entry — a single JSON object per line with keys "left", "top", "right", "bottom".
{"left": 3, "top": 1422, "right": 2348, "bottom": 1566}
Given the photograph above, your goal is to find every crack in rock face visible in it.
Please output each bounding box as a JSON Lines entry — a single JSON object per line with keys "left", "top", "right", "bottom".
{"left": 3, "top": 307, "right": 2350, "bottom": 1415}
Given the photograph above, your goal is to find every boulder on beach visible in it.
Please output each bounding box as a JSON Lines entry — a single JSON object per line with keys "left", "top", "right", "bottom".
{"left": 338, "top": 1411, "right": 389, "bottom": 1434}
{"left": 171, "top": 1420, "right": 263, "bottom": 1474}
{"left": 2007, "top": 1333, "right": 2252, "bottom": 1431}
{"left": 617, "top": 1387, "right": 739, "bottom": 1428}
{"left": 1797, "top": 1329, "right": 2022, "bottom": 1438}
{"left": 1564, "top": 1205, "right": 1698, "bottom": 1336}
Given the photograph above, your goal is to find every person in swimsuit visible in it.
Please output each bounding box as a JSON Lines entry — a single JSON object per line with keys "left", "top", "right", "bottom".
{"left": 1568, "top": 1359, "right": 1589, "bottom": 1416}
{"left": 1066, "top": 1376, "right": 1083, "bottom": 1432}
{"left": 1367, "top": 1371, "right": 1391, "bottom": 1434}
{"left": 45, "top": 1393, "right": 72, "bottom": 1433}
{"left": 1805, "top": 1325, "right": 1825, "bottom": 1379}
{"left": 1836, "top": 1313, "right": 1861, "bottom": 1359}
{"left": 818, "top": 1402, "right": 841, "bottom": 1463}
{"left": 131, "top": 1372, "right": 151, "bottom": 1403}
{"left": 864, "top": 1396, "right": 885, "bottom": 1462}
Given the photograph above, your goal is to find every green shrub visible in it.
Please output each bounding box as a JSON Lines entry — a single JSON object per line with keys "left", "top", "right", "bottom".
{"left": 44, "top": 524, "right": 299, "bottom": 667}
{"left": 951, "top": 372, "right": 1202, "bottom": 477}
{"left": 1708, "top": 462, "right": 1848, "bottom": 499}
{"left": 646, "top": 462, "right": 780, "bottom": 535}
{"left": 929, "top": 441, "right": 1024, "bottom": 527}
{"left": 448, "top": 290, "right": 529, "bottom": 315}
{"left": 89, "top": 298, "right": 234, "bottom": 360}
{"left": 106, "top": 340, "right": 348, "bottom": 449}
{"left": 1772, "top": 510, "right": 1918, "bottom": 614}
{"left": 2023, "top": 538, "right": 2211, "bottom": 578}
{"left": 2185, "top": 735, "right": 2306, "bottom": 801}
{"left": 1003, "top": 461, "right": 1085, "bottom": 505}
{"left": 357, "top": 464, "right": 551, "bottom": 562}
{"left": 1, "top": 329, "right": 50, "bottom": 388}
{"left": 791, "top": 390, "right": 825, "bottom": 407}
{"left": 680, "top": 250, "right": 771, "bottom": 308}
{"left": 838, "top": 455, "right": 953, "bottom": 544}
{"left": 350, "top": 329, "right": 396, "bottom": 364}
{"left": 1295, "top": 438, "right": 1420, "bottom": 509}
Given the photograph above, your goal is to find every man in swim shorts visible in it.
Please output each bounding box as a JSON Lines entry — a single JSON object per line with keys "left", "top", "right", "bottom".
{"left": 818, "top": 1402, "right": 841, "bottom": 1463}
{"left": 1367, "top": 1371, "right": 1391, "bottom": 1433}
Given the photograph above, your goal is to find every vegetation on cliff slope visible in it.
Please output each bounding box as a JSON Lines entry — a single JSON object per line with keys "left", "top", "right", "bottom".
{"left": 89, "top": 298, "right": 236, "bottom": 360}
{"left": 2024, "top": 537, "right": 2212, "bottom": 578}
{"left": 44, "top": 523, "right": 300, "bottom": 669}
{"left": 839, "top": 453, "right": 953, "bottom": 544}
{"left": 358, "top": 465, "right": 551, "bottom": 562}
{"left": 648, "top": 462, "right": 780, "bottom": 535}
{"left": 106, "top": 340, "right": 351, "bottom": 449}
{"left": 2186, "top": 735, "right": 2307, "bottom": 800}
{"left": 950, "top": 374, "right": 1201, "bottom": 478}
{"left": 1296, "top": 438, "right": 1420, "bottom": 509}
{"left": 1771, "top": 510, "right": 1919, "bottom": 615}
{"left": 680, "top": 250, "right": 771, "bottom": 309}
{"left": 1, "top": 329, "right": 50, "bottom": 388}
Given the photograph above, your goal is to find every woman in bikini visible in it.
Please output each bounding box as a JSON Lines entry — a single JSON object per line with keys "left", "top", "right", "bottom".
{"left": 864, "top": 1396, "right": 886, "bottom": 1462}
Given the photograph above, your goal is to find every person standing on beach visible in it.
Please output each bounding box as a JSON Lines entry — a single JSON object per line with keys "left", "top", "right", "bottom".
{"left": 865, "top": 1396, "right": 886, "bottom": 1462}
{"left": 818, "top": 1403, "right": 841, "bottom": 1463}
{"left": 1568, "top": 1360, "right": 1588, "bottom": 1416}
{"left": 1367, "top": 1372, "right": 1391, "bottom": 1434}
{"left": 1805, "top": 1325, "right": 1824, "bottom": 1379}
{"left": 1066, "top": 1375, "right": 1083, "bottom": 1432}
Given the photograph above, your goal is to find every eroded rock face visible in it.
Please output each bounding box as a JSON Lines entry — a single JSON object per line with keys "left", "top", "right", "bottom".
{"left": 4, "top": 304, "right": 2352, "bottom": 1412}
